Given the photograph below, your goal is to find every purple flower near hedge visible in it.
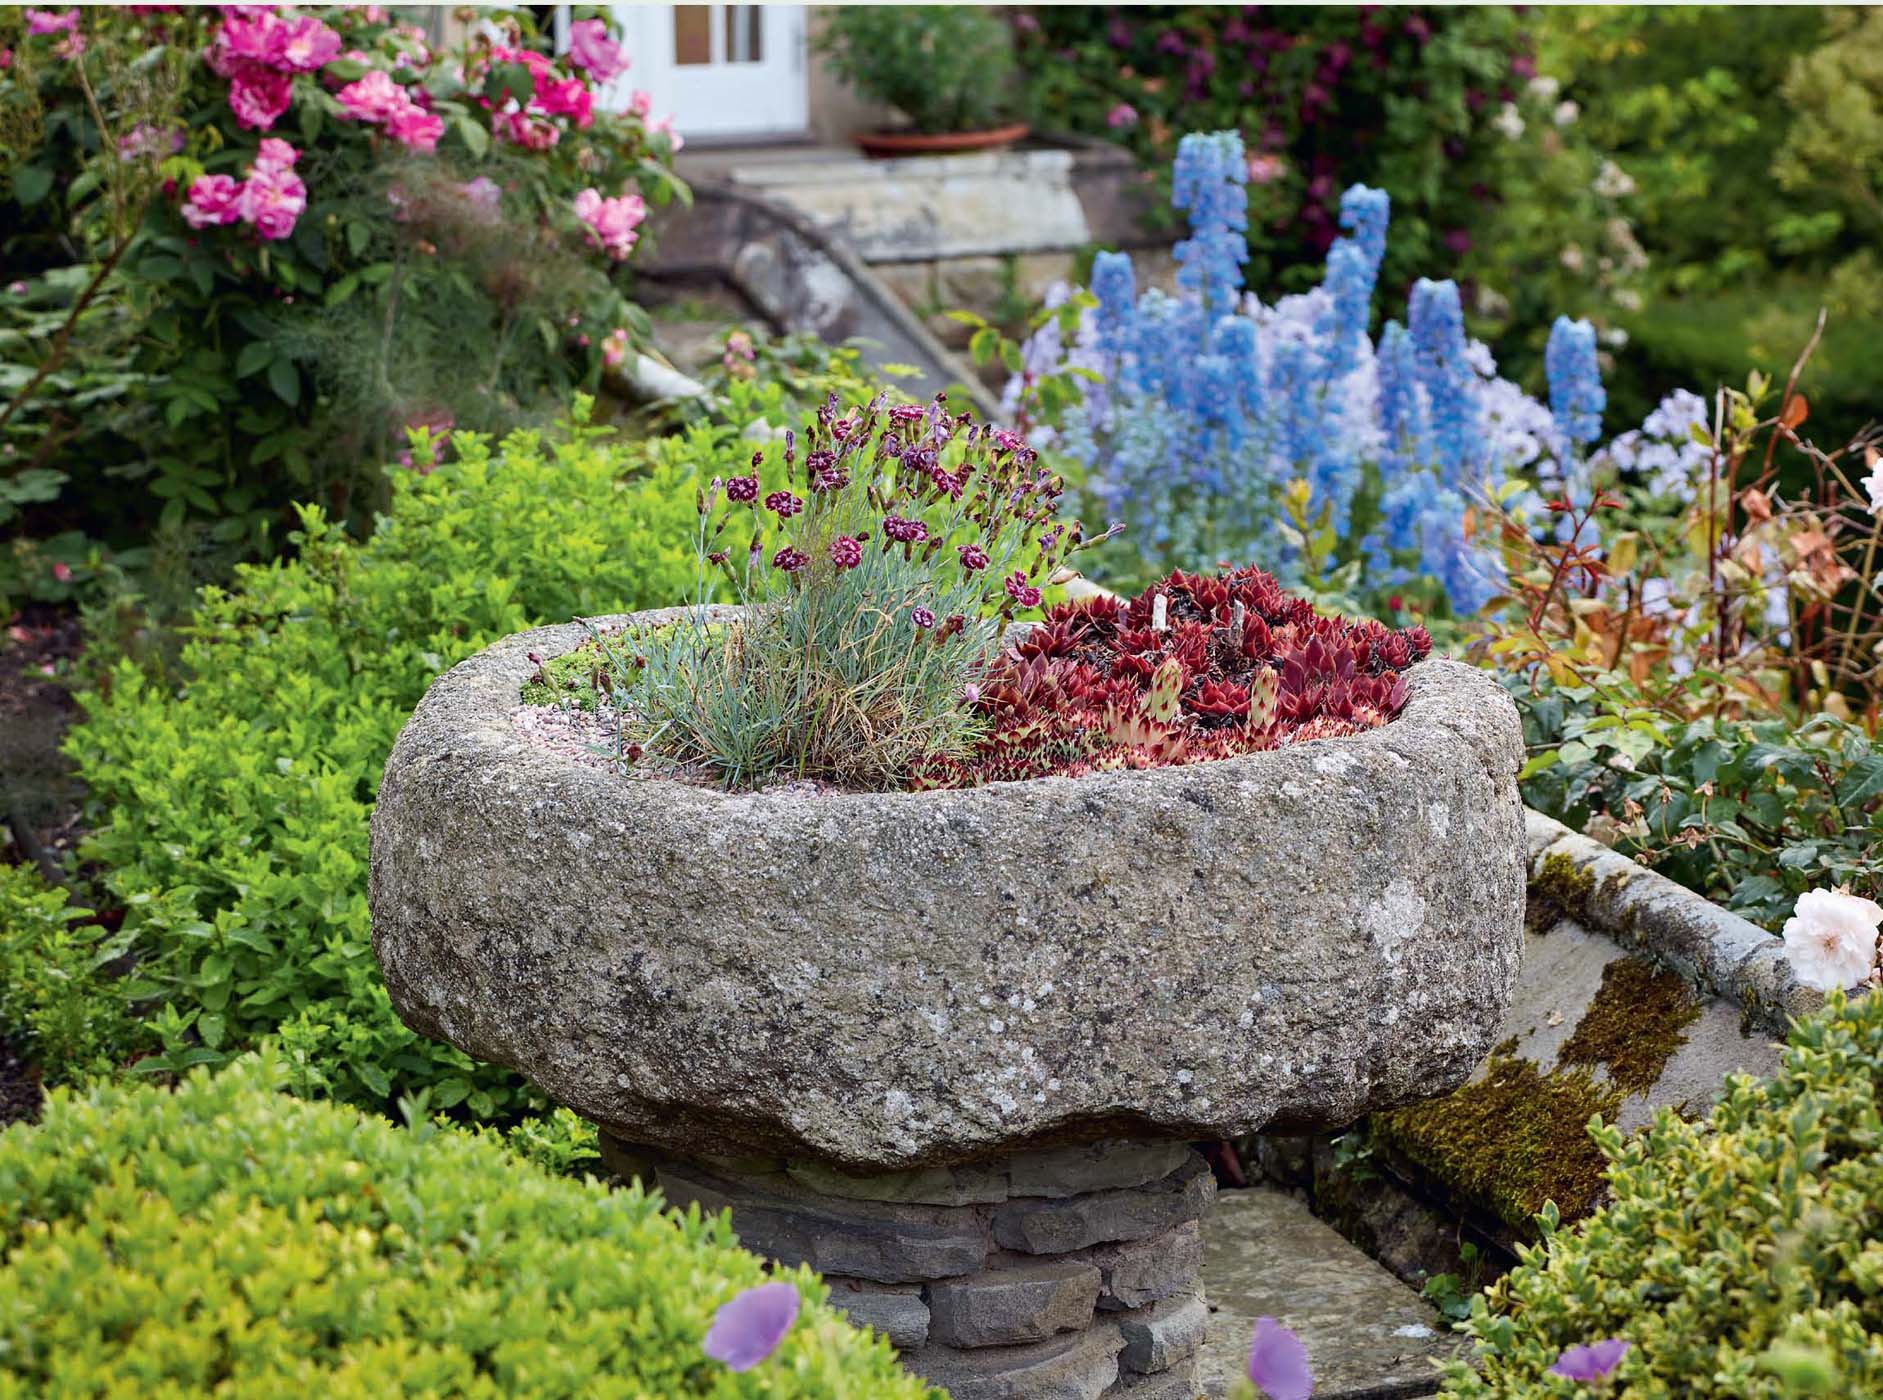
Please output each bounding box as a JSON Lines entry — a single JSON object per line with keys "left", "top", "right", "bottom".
{"left": 1549, "top": 1338, "right": 1629, "bottom": 1383}
{"left": 703, "top": 1281, "right": 799, "bottom": 1372}
{"left": 1248, "top": 1316, "right": 1313, "bottom": 1399}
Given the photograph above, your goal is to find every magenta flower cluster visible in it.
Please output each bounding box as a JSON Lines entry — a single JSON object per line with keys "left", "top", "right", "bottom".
{"left": 207, "top": 8, "right": 341, "bottom": 132}
{"left": 335, "top": 68, "right": 443, "bottom": 152}
{"left": 182, "top": 137, "right": 305, "bottom": 241}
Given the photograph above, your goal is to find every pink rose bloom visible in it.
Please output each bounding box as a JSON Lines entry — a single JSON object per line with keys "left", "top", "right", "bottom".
{"left": 387, "top": 102, "right": 444, "bottom": 152}
{"left": 252, "top": 136, "right": 299, "bottom": 172}
{"left": 600, "top": 328, "right": 630, "bottom": 369}
{"left": 647, "top": 112, "right": 683, "bottom": 151}
{"left": 336, "top": 68, "right": 407, "bottom": 122}
{"left": 537, "top": 75, "right": 593, "bottom": 129}
{"left": 567, "top": 18, "right": 628, "bottom": 82}
{"left": 275, "top": 15, "right": 341, "bottom": 72}
{"left": 573, "top": 187, "right": 646, "bottom": 261}
{"left": 181, "top": 174, "right": 244, "bottom": 228}
{"left": 1106, "top": 102, "right": 1137, "bottom": 129}
{"left": 25, "top": 8, "right": 78, "bottom": 35}
{"left": 228, "top": 69, "right": 293, "bottom": 130}
{"left": 627, "top": 89, "right": 653, "bottom": 118}
{"left": 494, "top": 110, "right": 560, "bottom": 149}
{"left": 0, "top": 48, "right": 12, "bottom": 70}
{"left": 238, "top": 160, "right": 306, "bottom": 240}
{"left": 207, "top": 12, "right": 276, "bottom": 75}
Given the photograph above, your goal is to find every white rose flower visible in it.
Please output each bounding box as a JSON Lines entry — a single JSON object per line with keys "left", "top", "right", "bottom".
{"left": 1782, "top": 889, "right": 1883, "bottom": 992}
{"left": 1493, "top": 102, "right": 1525, "bottom": 141}
{"left": 1527, "top": 75, "right": 1561, "bottom": 104}
{"left": 1861, "top": 449, "right": 1883, "bottom": 517}
{"left": 1554, "top": 99, "right": 1580, "bottom": 127}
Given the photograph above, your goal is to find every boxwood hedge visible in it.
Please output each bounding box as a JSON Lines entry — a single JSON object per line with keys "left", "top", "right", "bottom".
{"left": 1442, "top": 991, "right": 1883, "bottom": 1398}
{"left": 58, "top": 398, "right": 714, "bottom": 1119}
{"left": 0, "top": 1053, "right": 934, "bottom": 1397}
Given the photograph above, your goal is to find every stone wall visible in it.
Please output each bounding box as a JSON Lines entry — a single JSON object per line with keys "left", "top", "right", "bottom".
{"left": 603, "top": 1135, "right": 1215, "bottom": 1400}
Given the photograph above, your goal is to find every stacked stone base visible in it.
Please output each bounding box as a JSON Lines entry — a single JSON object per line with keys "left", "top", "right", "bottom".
{"left": 600, "top": 1135, "right": 1216, "bottom": 1399}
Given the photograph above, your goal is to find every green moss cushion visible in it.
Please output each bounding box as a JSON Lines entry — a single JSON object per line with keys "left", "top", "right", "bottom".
{"left": 0, "top": 1055, "right": 935, "bottom": 1398}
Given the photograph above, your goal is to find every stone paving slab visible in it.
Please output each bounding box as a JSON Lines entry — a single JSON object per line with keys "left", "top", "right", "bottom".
{"left": 1197, "top": 1187, "right": 1457, "bottom": 1400}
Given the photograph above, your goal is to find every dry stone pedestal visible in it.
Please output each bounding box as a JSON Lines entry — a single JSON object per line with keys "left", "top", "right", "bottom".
{"left": 369, "top": 610, "right": 1532, "bottom": 1399}
{"left": 604, "top": 1136, "right": 1213, "bottom": 1399}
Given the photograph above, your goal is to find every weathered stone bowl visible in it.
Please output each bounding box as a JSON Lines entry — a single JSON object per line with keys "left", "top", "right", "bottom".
{"left": 370, "top": 606, "right": 1528, "bottom": 1173}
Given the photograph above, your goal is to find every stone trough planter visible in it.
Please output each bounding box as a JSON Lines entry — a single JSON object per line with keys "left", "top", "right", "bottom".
{"left": 370, "top": 607, "right": 1530, "bottom": 1398}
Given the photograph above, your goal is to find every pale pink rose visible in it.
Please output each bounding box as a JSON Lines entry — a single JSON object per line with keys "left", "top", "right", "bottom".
{"left": 274, "top": 15, "right": 341, "bottom": 72}
{"left": 1106, "top": 102, "right": 1137, "bottom": 129}
{"left": 628, "top": 89, "right": 653, "bottom": 118}
{"left": 1783, "top": 889, "right": 1883, "bottom": 992}
{"left": 228, "top": 69, "right": 293, "bottom": 130}
{"left": 118, "top": 123, "right": 186, "bottom": 160}
{"left": 336, "top": 68, "right": 406, "bottom": 122}
{"left": 237, "top": 162, "right": 307, "bottom": 240}
{"left": 572, "top": 187, "right": 646, "bottom": 261}
{"left": 647, "top": 112, "right": 682, "bottom": 151}
{"left": 51, "top": 561, "right": 73, "bottom": 582}
{"left": 568, "top": 18, "right": 628, "bottom": 82}
{"left": 252, "top": 136, "right": 299, "bottom": 172}
{"left": 181, "top": 173, "right": 244, "bottom": 228}
{"left": 600, "top": 327, "right": 630, "bottom": 369}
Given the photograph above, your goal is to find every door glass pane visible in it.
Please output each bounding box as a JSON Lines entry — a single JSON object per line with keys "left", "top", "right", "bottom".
{"left": 724, "top": 5, "right": 762, "bottom": 63}
{"left": 674, "top": 5, "right": 711, "bottom": 65}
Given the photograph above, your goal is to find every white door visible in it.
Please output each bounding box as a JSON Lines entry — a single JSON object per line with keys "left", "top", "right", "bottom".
{"left": 594, "top": 5, "right": 809, "bottom": 141}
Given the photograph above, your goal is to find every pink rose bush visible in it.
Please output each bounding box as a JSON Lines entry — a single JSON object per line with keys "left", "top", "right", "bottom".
{"left": 2, "top": 4, "right": 686, "bottom": 574}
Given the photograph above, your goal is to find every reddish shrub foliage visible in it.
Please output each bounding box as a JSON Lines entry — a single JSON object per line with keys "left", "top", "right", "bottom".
{"left": 918, "top": 566, "right": 1431, "bottom": 787}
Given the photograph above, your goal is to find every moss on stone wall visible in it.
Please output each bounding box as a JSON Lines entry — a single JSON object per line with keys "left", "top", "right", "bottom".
{"left": 1558, "top": 956, "right": 1701, "bottom": 1094}
{"left": 1525, "top": 849, "right": 1597, "bottom": 932}
{"left": 1375, "top": 1053, "right": 1623, "bottom": 1232}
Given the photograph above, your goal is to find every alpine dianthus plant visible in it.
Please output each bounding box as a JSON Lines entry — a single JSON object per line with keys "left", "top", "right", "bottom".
{"left": 1024, "top": 129, "right": 1618, "bottom": 618}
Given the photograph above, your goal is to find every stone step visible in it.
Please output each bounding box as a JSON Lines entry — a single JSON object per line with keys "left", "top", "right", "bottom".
{"left": 1197, "top": 1186, "right": 1457, "bottom": 1400}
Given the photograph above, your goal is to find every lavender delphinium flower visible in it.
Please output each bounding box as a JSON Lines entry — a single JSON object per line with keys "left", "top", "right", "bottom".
{"left": 702, "top": 1281, "right": 800, "bottom": 1372}
{"left": 1408, "top": 277, "right": 1479, "bottom": 488}
{"left": 1549, "top": 1338, "right": 1629, "bottom": 1383}
{"left": 994, "top": 128, "right": 1638, "bottom": 616}
{"left": 1545, "top": 315, "right": 1606, "bottom": 452}
{"left": 1170, "top": 130, "right": 1249, "bottom": 316}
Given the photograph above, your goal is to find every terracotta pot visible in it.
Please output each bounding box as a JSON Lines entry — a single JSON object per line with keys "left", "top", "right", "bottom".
{"left": 852, "top": 123, "right": 1030, "bottom": 158}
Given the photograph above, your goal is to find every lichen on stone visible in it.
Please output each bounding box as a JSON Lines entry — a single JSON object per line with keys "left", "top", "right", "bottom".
{"left": 1374, "top": 1053, "right": 1622, "bottom": 1232}
{"left": 1558, "top": 956, "right": 1701, "bottom": 1095}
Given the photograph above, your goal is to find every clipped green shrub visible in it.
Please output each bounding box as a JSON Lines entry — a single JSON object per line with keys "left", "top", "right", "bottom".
{"left": 1442, "top": 991, "right": 1883, "bottom": 1398}
{"left": 0, "top": 863, "right": 139, "bottom": 1087}
{"left": 0, "top": 1053, "right": 933, "bottom": 1398}
{"left": 60, "top": 399, "right": 717, "bottom": 1118}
